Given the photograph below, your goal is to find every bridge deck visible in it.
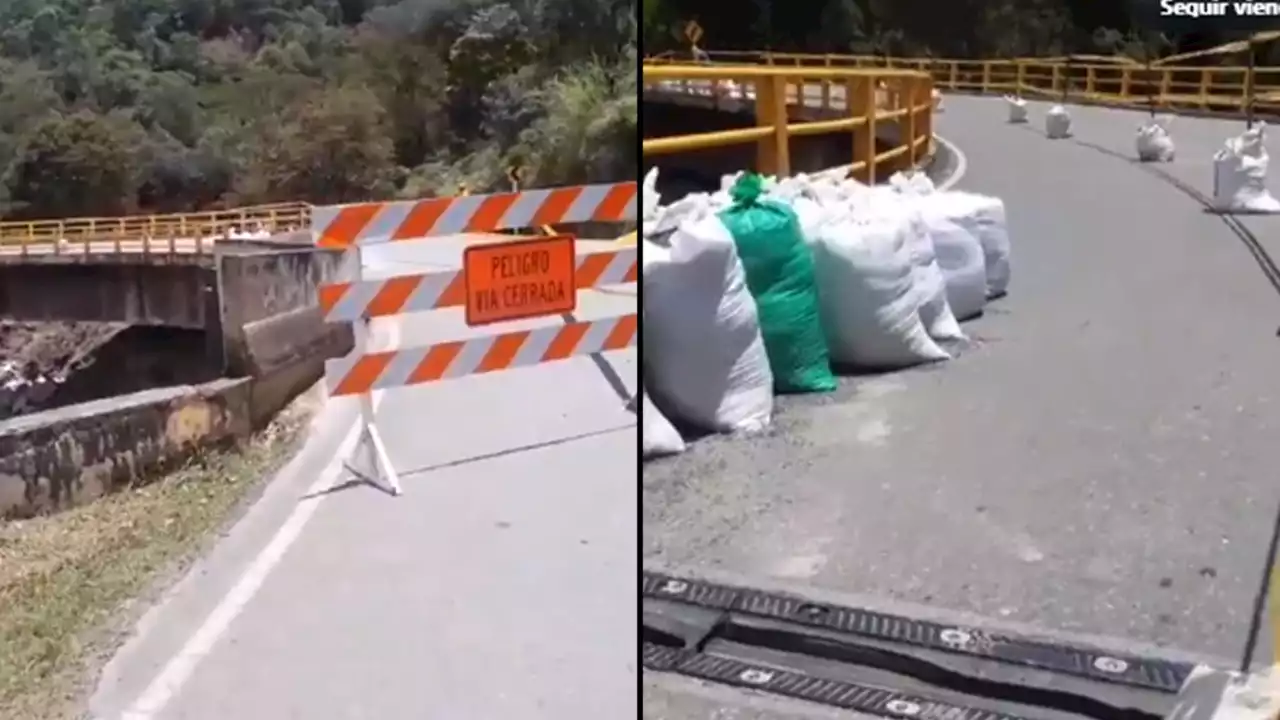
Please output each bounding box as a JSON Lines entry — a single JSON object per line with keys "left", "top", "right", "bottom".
{"left": 644, "top": 91, "right": 1280, "bottom": 665}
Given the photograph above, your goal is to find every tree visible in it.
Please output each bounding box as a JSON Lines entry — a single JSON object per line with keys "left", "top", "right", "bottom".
{"left": 237, "top": 85, "right": 396, "bottom": 204}
{"left": 446, "top": 4, "right": 535, "bottom": 149}
{"left": 6, "top": 111, "right": 143, "bottom": 218}
{"left": 0, "top": 0, "right": 638, "bottom": 217}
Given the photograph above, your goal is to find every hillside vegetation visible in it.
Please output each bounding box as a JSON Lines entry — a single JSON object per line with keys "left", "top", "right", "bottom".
{"left": 0, "top": 0, "right": 636, "bottom": 220}
{"left": 644, "top": 0, "right": 1280, "bottom": 65}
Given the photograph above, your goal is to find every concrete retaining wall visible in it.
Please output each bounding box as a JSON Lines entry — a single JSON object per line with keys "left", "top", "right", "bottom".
{"left": 0, "top": 260, "right": 213, "bottom": 328}
{"left": 0, "top": 378, "right": 252, "bottom": 518}
{"left": 215, "top": 246, "right": 354, "bottom": 426}
{"left": 0, "top": 243, "right": 356, "bottom": 516}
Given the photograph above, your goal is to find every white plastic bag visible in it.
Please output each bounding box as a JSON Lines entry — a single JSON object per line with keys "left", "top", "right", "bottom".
{"left": 1045, "top": 104, "right": 1071, "bottom": 138}
{"left": 919, "top": 192, "right": 1011, "bottom": 298}
{"left": 807, "top": 209, "right": 950, "bottom": 368}
{"left": 917, "top": 210, "right": 987, "bottom": 320}
{"left": 641, "top": 388, "right": 685, "bottom": 458}
{"left": 1136, "top": 117, "right": 1175, "bottom": 162}
{"left": 1213, "top": 123, "right": 1280, "bottom": 213}
{"left": 1005, "top": 95, "right": 1028, "bottom": 123}
{"left": 642, "top": 167, "right": 661, "bottom": 220}
{"left": 889, "top": 171, "right": 936, "bottom": 196}
{"left": 642, "top": 196, "right": 774, "bottom": 433}
{"left": 903, "top": 212, "right": 966, "bottom": 341}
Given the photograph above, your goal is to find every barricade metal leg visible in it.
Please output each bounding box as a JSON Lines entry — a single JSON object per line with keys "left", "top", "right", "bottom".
{"left": 354, "top": 315, "right": 402, "bottom": 496}
{"left": 336, "top": 244, "right": 402, "bottom": 496}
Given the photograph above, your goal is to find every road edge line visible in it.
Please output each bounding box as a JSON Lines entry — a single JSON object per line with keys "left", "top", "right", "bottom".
{"left": 118, "top": 323, "right": 397, "bottom": 719}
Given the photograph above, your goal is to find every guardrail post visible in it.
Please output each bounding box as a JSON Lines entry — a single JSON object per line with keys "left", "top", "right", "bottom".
{"left": 1085, "top": 66, "right": 1096, "bottom": 95}
{"left": 981, "top": 62, "right": 991, "bottom": 93}
{"left": 918, "top": 77, "right": 933, "bottom": 159}
{"left": 904, "top": 78, "right": 918, "bottom": 166}
{"left": 754, "top": 74, "right": 790, "bottom": 176}
{"left": 1199, "top": 69, "right": 1211, "bottom": 110}
{"left": 1120, "top": 67, "right": 1132, "bottom": 98}
{"left": 949, "top": 62, "right": 958, "bottom": 90}
{"left": 1246, "top": 42, "right": 1257, "bottom": 128}
{"left": 822, "top": 54, "right": 833, "bottom": 107}
{"left": 1051, "top": 64, "right": 1061, "bottom": 95}
{"left": 1015, "top": 62, "right": 1026, "bottom": 93}
{"left": 848, "top": 76, "right": 875, "bottom": 183}
{"left": 1159, "top": 69, "right": 1171, "bottom": 102}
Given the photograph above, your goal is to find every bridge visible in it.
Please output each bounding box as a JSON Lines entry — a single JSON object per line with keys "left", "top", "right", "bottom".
{"left": 643, "top": 51, "right": 1280, "bottom": 716}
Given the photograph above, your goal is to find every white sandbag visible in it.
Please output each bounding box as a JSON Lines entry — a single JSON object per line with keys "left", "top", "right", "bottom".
{"left": 1213, "top": 123, "right": 1280, "bottom": 213}
{"left": 642, "top": 196, "right": 774, "bottom": 433}
{"left": 852, "top": 195, "right": 965, "bottom": 340}
{"left": 914, "top": 191, "right": 1011, "bottom": 299}
{"left": 807, "top": 209, "right": 950, "bottom": 368}
{"left": 874, "top": 202, "right": 965, "bottom": 341}
{"left": 923, "top": 214, "right": 987, "bottom": 320}
{"left": 1045, "top": 104, "right": 1071, "bottom": 138}
{"left": 642, "top": 167, "right": 661, "bottom": 219}
{"left": 901, "top": 211, "right": 966, "bottom": 341}
{"left": 1005, "top": 95, "right": 1028, "bottom": 123}
{"left": 889, "top": 171, "right": 936, "bottom": 195}
{"left": 813, "top": 166, "right": 858, "bottom": 186}
{"left": 641, "top": 388, "right": 685, "bottom": 458}
{"left": 1135, "top": 116, "right": 1175, "bottom": 162}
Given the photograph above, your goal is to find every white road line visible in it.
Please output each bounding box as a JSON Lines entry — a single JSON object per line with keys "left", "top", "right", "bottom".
{"left": 119, "top": 323, "right": 398, "bottom": 720}
{"left": 935, "top": 132, "right": 969, "bottom": 191}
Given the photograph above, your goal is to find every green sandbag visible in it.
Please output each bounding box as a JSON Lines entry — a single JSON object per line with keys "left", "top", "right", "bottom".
{"left": 718, "top": 173, "right": 836, "bottom": 393}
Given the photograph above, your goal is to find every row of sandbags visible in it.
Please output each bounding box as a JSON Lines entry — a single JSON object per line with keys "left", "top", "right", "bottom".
{"left": 642, "top": 167, "right": 1013, "bottom": 459}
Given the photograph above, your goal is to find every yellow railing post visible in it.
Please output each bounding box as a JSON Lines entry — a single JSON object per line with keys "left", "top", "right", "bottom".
{"left": 1085, "top": 66, "right": 1096, "bottom": 95}
{"left": 848, "top": 75, "right": 876, "bottom": 183}
{"left": 904, "top": 78, "right": 918, "bottom": 166}
{"left": 919, "top": 76, "right": 933, "bottom": 154}
{"left": 981, "top": 62, "right": 992, "bottom": 93}
{"left": 1015, "top": 62, "right": 1026, "bottom": 93}
{"left": 822, "top": 54, "right": 833, "bottom": 108}
{"left": 754, "top": 74, "right": 790, "bottom": 176}
{"left": 1199, "top": 69, "right": 1211, "bottom": 109}
{"left": 949, "top": 62, "right": 958, "bottom": 90}
{"left": 1120, "top": 67, "right": 1132, "bottom": 99}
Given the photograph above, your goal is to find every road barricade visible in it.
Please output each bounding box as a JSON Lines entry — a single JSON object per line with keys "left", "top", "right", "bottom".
{"left": 310, "top": 181, "right": 638, "bottom": 494}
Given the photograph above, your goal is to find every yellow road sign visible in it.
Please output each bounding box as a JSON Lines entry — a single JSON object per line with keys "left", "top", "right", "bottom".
{"left": 684, "top": 20, "right": 703, "bottom": 46}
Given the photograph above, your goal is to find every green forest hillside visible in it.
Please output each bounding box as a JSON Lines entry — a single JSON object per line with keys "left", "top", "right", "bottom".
{"left": 0, "top": 0, "right": 636, "bottom": 220}
{"left": 644, "top": 0, "right": 1280, "bottom": 67}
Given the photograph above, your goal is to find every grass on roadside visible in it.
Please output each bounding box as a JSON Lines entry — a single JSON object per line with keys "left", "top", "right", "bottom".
{"left": 0, "top": 396, "right": 316, "bottom": 720}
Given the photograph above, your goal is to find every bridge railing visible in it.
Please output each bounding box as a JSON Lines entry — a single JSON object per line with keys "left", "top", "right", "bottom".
{"left": 688, "top": 51, "right": 1280, "bottom": 116}
{"left": 643, "top": 63, "right": 935, "bottom": 182}
{"left": 0, "top": 201, "right": 310, "bottom": 258}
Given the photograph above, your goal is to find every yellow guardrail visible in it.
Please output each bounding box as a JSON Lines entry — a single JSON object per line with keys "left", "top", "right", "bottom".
{"left": 682, "top": 51, "right": 1280, "bottom": 115}
{"left": 643, "top": 63, "right": 935, "bottom": 182}
{"left": 0, "top": 201, "right": 310, "bottom": 257}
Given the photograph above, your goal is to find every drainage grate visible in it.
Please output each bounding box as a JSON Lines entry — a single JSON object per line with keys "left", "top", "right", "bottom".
{"left": 643, "top": 642, "right": 1043, "bottom": 720}
{"left": 643, "top": 571, "right": 1193, "bottom": 693}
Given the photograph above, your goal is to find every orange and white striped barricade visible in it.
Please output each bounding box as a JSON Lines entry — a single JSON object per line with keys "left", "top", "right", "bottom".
{"left": 311, "top": 181, "right": 638, "bottom": 495}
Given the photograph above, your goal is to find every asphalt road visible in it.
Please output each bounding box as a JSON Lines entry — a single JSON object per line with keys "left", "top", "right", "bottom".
{"left": 644, "top": 89, "right": 1280, "bottom": 696}
{"left": 90, "top": 235, "right": 639, "bottom": 718}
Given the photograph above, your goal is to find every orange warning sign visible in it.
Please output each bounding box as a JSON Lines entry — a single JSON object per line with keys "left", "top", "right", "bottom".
{"left": 463, "top": 234, "right": 577, "bottom": 326}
